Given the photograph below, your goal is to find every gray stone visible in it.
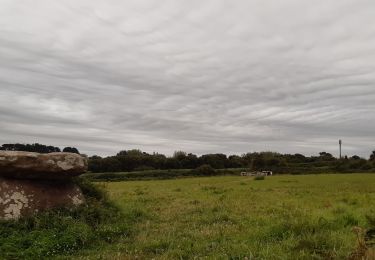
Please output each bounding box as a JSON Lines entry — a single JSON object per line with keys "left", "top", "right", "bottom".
{"left": 0, "top": 177, "right": 85, "bottom": 220}
{"left": 0, "top": 151, "right": 88, "bottom": 180}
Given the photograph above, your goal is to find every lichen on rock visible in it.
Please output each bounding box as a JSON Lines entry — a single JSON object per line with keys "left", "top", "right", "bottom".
{"left": 0, "top": 151, "right": 87, "bottom": 220}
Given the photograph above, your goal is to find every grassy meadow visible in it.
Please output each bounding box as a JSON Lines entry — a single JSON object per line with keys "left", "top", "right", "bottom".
{"left": 1, "top": 174, "right": 375, "bottom": 259}
{"left": 77, "top": 174, "right": 375, "bottom": 259}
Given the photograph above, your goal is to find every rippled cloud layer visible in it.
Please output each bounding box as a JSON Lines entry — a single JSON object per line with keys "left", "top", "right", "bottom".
{"left": 1, "top": 0, "right": 375, "bottom": 157}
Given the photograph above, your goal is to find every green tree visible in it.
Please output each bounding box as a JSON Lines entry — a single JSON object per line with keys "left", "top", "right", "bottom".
{"left": 369, "top": 151, "right": 375, "bottom": 161}
{"left": 63, "top": 147, "right": 80, "bottom": 154}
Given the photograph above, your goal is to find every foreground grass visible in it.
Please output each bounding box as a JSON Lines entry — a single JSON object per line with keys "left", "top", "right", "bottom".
{"left": 76, "top": 174, "right": 375, "bottom": 259}
{"left": 0, "top": 179, "right": 133, "bottom": 259}
{"left": 1, "top": 174, "right": 374, "bottom": 259}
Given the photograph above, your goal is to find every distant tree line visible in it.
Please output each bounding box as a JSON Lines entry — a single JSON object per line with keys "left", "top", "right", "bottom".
{"left": 2, "top": 143, "right": 375, "bottom": 175}
{"left": 88, "top": 149, "right": 375, "bottom": 174}
{"left": 0, "top": 143, "right": 80, "bottom": 154}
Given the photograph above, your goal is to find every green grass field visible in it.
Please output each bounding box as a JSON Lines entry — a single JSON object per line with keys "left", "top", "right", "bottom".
{"left": 2, "top": 174, "right": 374, "bottom": 259}
{"left": 76, "top": 174, "right": 375, "bottom": 259}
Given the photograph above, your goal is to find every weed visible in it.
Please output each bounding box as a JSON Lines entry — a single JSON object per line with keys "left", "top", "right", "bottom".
{"left": 142, "top": 240, "right": 170, "bottom": 254}
{"left": 189, "top": 200, "right": 200, "bottom": 205}
{"left": 201, "top": 185, "right": 228, "bottom": 194}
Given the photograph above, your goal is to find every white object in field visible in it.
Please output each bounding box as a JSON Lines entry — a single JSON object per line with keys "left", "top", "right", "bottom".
{"left": 241, "top": 171, "right": 272, "bottom": 176}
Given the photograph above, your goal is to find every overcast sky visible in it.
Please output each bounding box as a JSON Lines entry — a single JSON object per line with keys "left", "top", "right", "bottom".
{"left": 1, "top": 0, "right": 375, "bottom": 157}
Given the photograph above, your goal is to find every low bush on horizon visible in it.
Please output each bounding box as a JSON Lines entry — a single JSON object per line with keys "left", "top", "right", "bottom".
{"left": 191, "top": 164, "right": 216, "bottom": 176}
{"left": 82, "top": 167, "right": 241, "bottom": 182}
{"left": 254, "top": 175, "right": 265, "bottom": 180}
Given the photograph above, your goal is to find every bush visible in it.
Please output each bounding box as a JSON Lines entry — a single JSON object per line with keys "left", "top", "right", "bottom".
{"left": 0, "top": 178, "right": 131, "bottom": 259}
{"left": 254, "top": 175, "right": 265, "bottom": 181}
{"left": 134, "top": 165, "right": 155, "bottom": 171}
{"left": 193, "top": 164, "right": 216, "bottom": 176}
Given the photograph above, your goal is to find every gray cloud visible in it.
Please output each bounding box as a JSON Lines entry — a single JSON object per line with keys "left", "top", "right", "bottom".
{"left": 1, "top": 0, "right": 375, "bottom": 157}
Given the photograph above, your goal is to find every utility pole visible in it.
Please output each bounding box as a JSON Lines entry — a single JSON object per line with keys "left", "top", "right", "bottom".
{"left": 339, "top": 139, "right": 342, "bottom": 159}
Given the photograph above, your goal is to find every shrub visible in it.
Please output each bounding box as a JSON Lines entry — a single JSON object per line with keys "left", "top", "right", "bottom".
{"left": 254, "top": 175, "right": 265, "bottom": 181}
{"left": 134, "top": 165, "right": 155, "bottom": 171}
{"left": 193, "top": 164, "right": 216, "bottom": 176}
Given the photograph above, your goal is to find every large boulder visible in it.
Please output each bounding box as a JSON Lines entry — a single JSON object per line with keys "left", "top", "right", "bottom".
{"left": 0, "top": 177, "right": 84, "bottom": 220}
{"left": 0, "top": 151, "right": 88, "bottom": 180}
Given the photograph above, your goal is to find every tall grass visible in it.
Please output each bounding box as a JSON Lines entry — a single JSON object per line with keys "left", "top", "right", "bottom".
{"left": 89, "top": 174, "right": 375, "bottom": 259}
{"left": 1, "top": 174, "right": 374, "bottom": 259}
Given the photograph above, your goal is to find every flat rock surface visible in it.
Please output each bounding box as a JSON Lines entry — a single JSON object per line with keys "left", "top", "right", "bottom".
{"left": 0, "top": 151, "right": 88, "bottom": 180}
{"left": 0, "top": 177, "right": 85, "bottom": 220}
